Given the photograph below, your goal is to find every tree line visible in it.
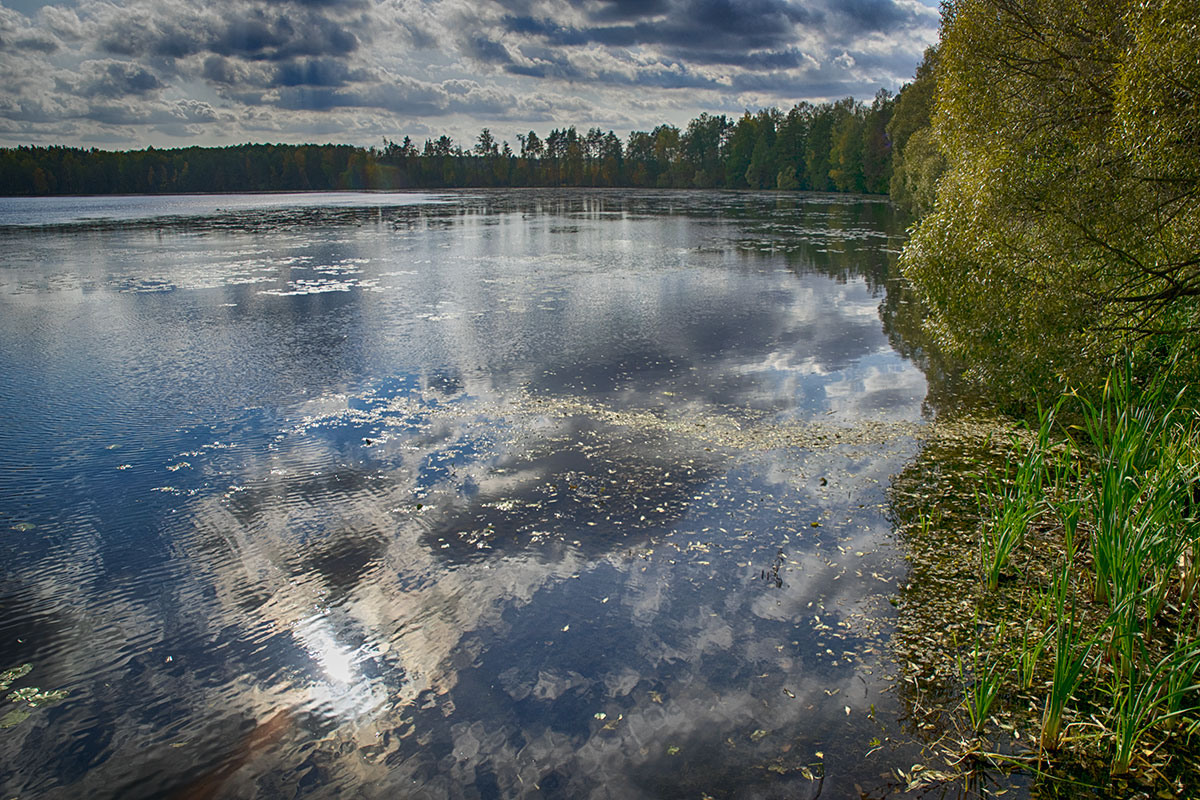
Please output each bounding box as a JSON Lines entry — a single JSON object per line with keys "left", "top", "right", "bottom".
{"left": 0, "top": 92, "right": 904, "bottom": 196}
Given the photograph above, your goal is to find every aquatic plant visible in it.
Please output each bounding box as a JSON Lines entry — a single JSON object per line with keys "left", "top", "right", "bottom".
{"left": 0, "top": 663, "right": 68, "bottom": 729}
{"left": 977, "top": 404, "right": 1054, "bottom": 591}
{"left": 1106, "top": 642, "right": 1200, "bottom": 776}
{"left": 1016, "top": 617, "right": 1050, "bottom": 692}
{"left": 892, "top": 360, "right": 1200, "bottom": 791}
{"left": 957, "top": 617, "right": 1007, "bottom": 733}
{"left": 1074, "top": 364, "right": 1198, "bottom": 667}
{"left": 1039, "top": 566, "right": 1093, "bottom": 753}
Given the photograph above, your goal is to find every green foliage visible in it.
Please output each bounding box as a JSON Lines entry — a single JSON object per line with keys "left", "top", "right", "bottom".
{"left": 2, "top": 95, "right": 896, "bottom": 196}
{"left": 977, "top": 405, "right": 1053, "bottom": 590}
{"left": 957, "top": 617, "right": 1007, "bottom": 732}
{"left": 1040, "top": 564, "right": 1094, "bottom": 752}
{"left": 0, "top": 663, "right": 68, "bottom": 730}
{"left": 899, "top": 0, "right": 1200, "bottom": 405}
{"left": 887, "top": 47, "right": 943, "bottom": 214}
{"left": 888, "top": 126, "right": 945, "bottom": 217}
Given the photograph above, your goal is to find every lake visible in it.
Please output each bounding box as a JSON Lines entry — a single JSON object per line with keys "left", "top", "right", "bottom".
{"left": 0, "top": 190, "right": 934, "bottom": 799}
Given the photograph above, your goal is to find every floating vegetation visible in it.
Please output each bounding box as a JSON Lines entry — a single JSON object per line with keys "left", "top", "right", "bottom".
{"left": 0, "top": 664, "right": 68, "bottom": 729}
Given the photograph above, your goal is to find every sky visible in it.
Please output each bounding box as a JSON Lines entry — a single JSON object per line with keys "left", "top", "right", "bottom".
{"left": 0, "top": 0, "right": 941, "bottom": 150}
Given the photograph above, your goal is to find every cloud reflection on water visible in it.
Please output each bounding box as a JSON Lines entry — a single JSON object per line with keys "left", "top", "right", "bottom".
{"left": 0, "top": 191, "right": 928, "bottom": 799}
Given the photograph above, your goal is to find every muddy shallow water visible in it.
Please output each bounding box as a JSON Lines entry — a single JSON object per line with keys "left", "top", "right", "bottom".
{"left": 0, "top": 190, "right": 935, "bottom": 798}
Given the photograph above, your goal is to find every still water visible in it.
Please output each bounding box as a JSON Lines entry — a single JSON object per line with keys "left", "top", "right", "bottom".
{"left": 0, "top": 190, "right": 930, "bottom": 799}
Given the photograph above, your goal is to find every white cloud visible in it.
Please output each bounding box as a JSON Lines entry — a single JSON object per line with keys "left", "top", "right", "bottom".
{"left": 0, "top": 0, "right": 939, "bottom": 147}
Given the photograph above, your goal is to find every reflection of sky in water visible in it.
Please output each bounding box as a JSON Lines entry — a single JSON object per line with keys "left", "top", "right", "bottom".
{"left": 0, "top": 191, "right": 929, "bottom": 799}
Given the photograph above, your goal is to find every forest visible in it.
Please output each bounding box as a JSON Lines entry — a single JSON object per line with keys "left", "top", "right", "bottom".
{"left": 0, "top": 92, "right": 898, "bottom": 197}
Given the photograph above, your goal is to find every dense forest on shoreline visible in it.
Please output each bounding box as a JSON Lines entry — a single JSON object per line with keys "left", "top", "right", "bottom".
{"left": 0, "top": 92, "right": 906, "bottom": 197}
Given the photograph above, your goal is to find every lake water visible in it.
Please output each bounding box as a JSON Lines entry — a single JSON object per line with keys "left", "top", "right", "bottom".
{"left": 0, "top": 190, "right": 932, "bottom": 799}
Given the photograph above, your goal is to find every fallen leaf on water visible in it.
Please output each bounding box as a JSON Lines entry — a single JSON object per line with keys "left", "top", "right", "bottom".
{"left": 0, "top": 709, "right": 31, "bottom": 728}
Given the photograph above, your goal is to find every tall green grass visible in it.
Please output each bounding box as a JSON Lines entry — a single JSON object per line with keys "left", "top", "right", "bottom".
{"left": 1040, "top": 565, "right": 1093, "bottom": 753}
{"left": 968, "top": 361, "right": 1200, "bottom": 777}
{"left": 957, "top": 618, "right": 1007, "bottom": 733}
{"left": 977, "top": 404, "right": 1055, "bottom": 591}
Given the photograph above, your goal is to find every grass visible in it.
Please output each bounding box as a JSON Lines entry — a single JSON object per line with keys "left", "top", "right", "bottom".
{"left": 957, "top": 616, "right": 1007, "bottom": 733}
{"left": 889, "top": 359, "right": 1200, "bottom": 794}
{"left": 976, "top": 406, "right": 1053, "bottom": 591}
{"left": 1040, "top": 564, "right": 1093, "bottom": 753}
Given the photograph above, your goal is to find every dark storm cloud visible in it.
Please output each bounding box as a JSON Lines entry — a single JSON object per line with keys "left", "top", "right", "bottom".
{"left": 268, "top": 0, "right": 369, "bottom": 7}
{"left": 587, "top": 0, "right": 673, "bottom": 21}
{"left": 506, "top": 45, "right": 719, "bottom": 90}
{"left": 97, "top": 7, "right": 361, "bottom": 62}
{"left": 730, "top": 70, "right": 870, "bottom": 97}
{"left": 461, "top": 34, "right": 512, "bottom": 64}
{"left": 501, "top": 16, "right": 588, "bottom": 46}
{"left": 76, "top": 60, "right": 165, "bottom": 97}
{"left": 495, "top": 0, "right": 932, "bottom": 76}
{"left": 11, "top": 34, "right": 60, "bottom": 52}
{"left": 271, "top": 57, "right": 363, "bottom": 87}
{"left": 502, "top": 0, "right": 816, "bottom": 56}
{"left": 502, "top": 0, "right": 816, "bottom": 51}
{"left": 833, "top": 0, "right": 919, "bottom": 32}
{"left": 273, "top": 80, "right": 445, "bottom": 116}
{"left": 210, "top": 15, "right": 360, "bottom": 60}
{"left": 202, "top": 55, "right": 242, "bottom": 85}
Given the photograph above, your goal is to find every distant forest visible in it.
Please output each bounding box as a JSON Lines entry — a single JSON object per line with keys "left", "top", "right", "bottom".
{"left": 0, "top": 90, "right": 911, "bottom": 197}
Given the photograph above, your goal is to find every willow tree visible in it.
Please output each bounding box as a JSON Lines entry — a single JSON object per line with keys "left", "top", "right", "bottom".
{"left": 901, "top": 0, "right": 1200, "bottom": 400}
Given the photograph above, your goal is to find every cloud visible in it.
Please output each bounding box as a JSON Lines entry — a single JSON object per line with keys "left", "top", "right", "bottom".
{"left": 0, "top": 0, "right": 938, "bottom": 148}
{"left": 74, "top": 59, "right": 165, "bottom": 97}
{"left": 460, "top": 33, "right": 513, "bottom": 65}
{"left": 10, "top": 33, "right": 60, "bottom": 52}
{"left": 271, "top": 57, "right": 365, "bottom": 88}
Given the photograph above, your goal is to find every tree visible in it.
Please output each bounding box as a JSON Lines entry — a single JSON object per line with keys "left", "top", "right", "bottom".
{"left": 829, "top": 100, "right": 865, "bottom": 193}
{"left": 861, "top": 90, "right": 895, "bottom": 194}
{"left": 682, "top": 113, "right": 729, "bottom": 188}
{"left": 887, "top": 48, "right": 944, "bottom": 215}
{"left": 743, "top": 109, "right": 779, "bottom": 189}
{"left": 723, "top": 113, "right": 758, "bottom": 188}
{"left": 775, "top": 103, "right": 811, "bottom": 189}
{"left": 804, "top": 105, "right": 837, "bottom": 191}
{"left": 474, "top": 128, "right": 498, "bottom": 157}
{"left": 901, "top": 0, "right": 1200, "bottom": 400}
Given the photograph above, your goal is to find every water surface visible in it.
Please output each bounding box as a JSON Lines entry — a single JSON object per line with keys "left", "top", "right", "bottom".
{"left": 0, "top": 190, "right": 929, "bottom": 799}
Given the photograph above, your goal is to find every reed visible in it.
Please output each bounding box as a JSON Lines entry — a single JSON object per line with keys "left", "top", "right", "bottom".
{"left": 1107, "top": 642, "right": 1200, "bottom": 776}
{"left": 958, "top": 618, "right": 1007, "bottom": 733}
{"left": 1039, "top": 565, "right": 1093, "bottom": 753}
{"left": 926, "top": 360, "right": 1200, "bottom": 785}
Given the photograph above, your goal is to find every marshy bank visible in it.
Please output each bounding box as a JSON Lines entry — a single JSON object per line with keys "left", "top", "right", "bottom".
{"left": 887, "top": 365, "right": 1200, "bottom": 798}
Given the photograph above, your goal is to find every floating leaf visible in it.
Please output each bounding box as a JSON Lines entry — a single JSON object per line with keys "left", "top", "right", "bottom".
{"left": 0, "top": 708, "right": 31, "bottom": 729}
{"left": 0, "top": 664, "right": 32, "bottom": 692}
